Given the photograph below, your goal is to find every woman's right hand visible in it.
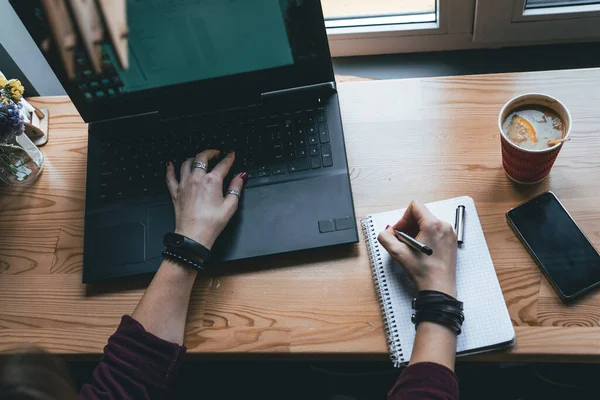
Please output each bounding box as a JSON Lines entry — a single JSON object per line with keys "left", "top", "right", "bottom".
{"left": 377, "top": 200, "right": 458, "bottom": 298}
{"left": 166, "top": 150, "right": 247, "bottom": 250}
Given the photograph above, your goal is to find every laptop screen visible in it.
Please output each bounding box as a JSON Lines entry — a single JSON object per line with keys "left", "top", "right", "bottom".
{"left": 89, "top": 0, "right": 296, "bottom": 100}
{"left": 12, "top": 0, "right": 333, "bottom": 122}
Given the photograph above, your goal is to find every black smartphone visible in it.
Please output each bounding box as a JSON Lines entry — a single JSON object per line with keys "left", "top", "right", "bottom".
{"left": 506, "top": 191, "right": 600, "bottom": 301}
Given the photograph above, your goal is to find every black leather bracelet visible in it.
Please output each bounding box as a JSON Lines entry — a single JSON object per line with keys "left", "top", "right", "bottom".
{"left": 162, "top": 248, "right": 205, "bottom": 272}
{"left": 416, "top": 290, "right": 460, "bottom": 302}
{"left": 425, "top": 304, "right": 465, "bottom": 324}
{"left": 412, "top": 295, "right": 463, "bottom": 311}
{"left": 163, "top": 233, "right": 211, "bottom": 262}
{"left": 411, "top": 290, "right": 465, "bottom": 335}
{"left": 419, "top": 290, "right": 457, "bottom": 299}
{"left": 412, "top": 309, "right": 463, "bottom": 335}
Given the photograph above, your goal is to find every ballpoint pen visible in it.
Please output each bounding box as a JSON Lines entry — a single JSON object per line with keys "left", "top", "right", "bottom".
{"left": 393, "top": 230, "right": 433, "bottom": 256}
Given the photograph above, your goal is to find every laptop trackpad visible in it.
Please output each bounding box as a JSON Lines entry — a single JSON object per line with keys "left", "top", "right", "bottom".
{"left": 94, "top": 222, "right": 145, "bottom": 268}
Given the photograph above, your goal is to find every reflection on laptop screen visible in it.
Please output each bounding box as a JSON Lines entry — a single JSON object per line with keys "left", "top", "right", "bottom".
{"left": 80, "top": 0, "right": 296, "bottom": 102}
{"left": 114, "top": 0, "right": 294, "bottom": 93}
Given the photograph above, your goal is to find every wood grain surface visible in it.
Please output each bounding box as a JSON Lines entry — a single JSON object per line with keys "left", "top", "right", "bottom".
{"left": 2, "top": 69, "right": 600, "bottom": 361}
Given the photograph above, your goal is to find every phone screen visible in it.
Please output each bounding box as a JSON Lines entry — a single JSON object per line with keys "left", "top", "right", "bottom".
{"left": 507, "top": 192, "right": 600, "bottom": 299}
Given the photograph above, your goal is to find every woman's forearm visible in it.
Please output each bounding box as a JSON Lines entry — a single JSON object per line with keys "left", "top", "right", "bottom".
{"left": 408, "top": 322, "right": 457, "bottom": 371}
{"left": 131, "top": 260, "right": 197, "bottom": 345}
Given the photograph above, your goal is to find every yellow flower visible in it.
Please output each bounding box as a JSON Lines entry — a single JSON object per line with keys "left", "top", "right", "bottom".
{"left": 0, "top": 76, "right": 8, "bottom": 87}
{"left": 7, "top": 79, "right": 24, "bottom": 102}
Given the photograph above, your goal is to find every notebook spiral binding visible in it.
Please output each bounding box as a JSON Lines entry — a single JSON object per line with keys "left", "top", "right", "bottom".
{"left": 361, "top": 217, "right": 404, "bottom": 367}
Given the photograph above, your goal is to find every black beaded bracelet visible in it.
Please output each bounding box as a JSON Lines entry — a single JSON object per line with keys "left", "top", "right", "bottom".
{"left": 162, "top": 248, "right": 205, "bottom": 272}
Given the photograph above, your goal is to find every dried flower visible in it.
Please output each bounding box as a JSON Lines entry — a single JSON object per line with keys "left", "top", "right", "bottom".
{"left": 6, "top": 79, "right": 24, "bottom": 102}
{"left": 0, "top": 101, "right": 24, "bottom": 143}
{"left": 0, "top": 74, "right": 25, "bottom": 143}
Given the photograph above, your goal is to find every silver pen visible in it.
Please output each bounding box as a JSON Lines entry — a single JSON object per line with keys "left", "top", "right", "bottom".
{"left": 455, "top": 205, "right": 465, "bottom": 245}
{"left": 394, "top": 230, "right": 433, "bottom": 256}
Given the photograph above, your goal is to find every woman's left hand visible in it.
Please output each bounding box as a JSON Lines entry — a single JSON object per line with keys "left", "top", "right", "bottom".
{"left": 166, "top": 150, "right": 248, "bottom": 250}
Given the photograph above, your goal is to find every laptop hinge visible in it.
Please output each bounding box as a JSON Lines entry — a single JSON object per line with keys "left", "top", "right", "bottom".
{"left": 93, "top": 111, "right": 159, "bottom": 125}
{"left": 261, "top": 82, "right": 336, "bottom": 100}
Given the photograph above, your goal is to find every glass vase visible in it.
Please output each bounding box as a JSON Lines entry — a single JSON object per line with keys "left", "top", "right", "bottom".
{"left": 0, "top": 133, "right": 44, "bottom": 186}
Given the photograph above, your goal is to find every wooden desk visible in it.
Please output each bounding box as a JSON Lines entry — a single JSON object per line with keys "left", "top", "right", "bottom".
{"left": 2, "top": 68, "right": 600, "bottom": 361}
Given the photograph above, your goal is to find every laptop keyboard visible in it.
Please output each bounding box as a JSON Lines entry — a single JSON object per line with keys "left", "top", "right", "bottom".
{"left": 98, "top": 105, "right": 332, "bottom": 201}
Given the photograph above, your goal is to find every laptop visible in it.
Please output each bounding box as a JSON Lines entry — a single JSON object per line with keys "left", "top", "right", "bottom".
{"left": 12, "top": 0, "right": 358, "bottom": 282}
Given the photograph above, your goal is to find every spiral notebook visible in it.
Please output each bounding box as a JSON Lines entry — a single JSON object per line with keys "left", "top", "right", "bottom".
{"left": 361, "top": 196, "right": 515, "bottom": 367}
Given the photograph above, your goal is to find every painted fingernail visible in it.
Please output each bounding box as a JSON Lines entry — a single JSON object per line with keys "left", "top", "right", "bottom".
{"left": 385, "top": 225, "right": 391, "bottom": 229}
{"left": 239, "top": 172, "right": 248, "bottom": 183}
{"left": 166, "top": 161, "right": 172, "bottom": 167}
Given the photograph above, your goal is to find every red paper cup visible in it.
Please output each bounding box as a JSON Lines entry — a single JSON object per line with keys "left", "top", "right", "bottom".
{"left": 499, "top": 93, "right": 571, "bottom": 184}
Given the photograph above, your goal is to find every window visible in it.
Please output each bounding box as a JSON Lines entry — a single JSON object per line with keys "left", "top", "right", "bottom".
{"left": 322, "top": 0, "right": 436, "bottom": 28}
{"left": 526, "top": 0, "right": 600, "bottom": 7}
{"left": 326, "top": 0, "right": 600, "bottom": 56}
{"left": 474, "top": 0, "right": 600, "bottom": 44}
{"left": 326, "top": 0, "right": 476, "bottom": 56}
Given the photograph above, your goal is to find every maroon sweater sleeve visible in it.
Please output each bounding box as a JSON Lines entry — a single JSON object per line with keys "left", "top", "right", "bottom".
{"left": 78, "top": 315, "right": 186, "bottom": 400}
{"left": 388, "top": 362, "right": 459, "bottom": 400}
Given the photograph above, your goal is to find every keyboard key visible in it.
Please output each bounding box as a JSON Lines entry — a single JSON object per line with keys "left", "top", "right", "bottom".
{"left": 317, "top": 107, "right": 327, "bottom": 123}
{"left": 319, "top": 123, "right": 330, "bottom": 143}
{"left": 267, "top": 126, "right": 280, "bottom": 140}
{"left": 308, "top": 135, "right": 318, "bottom": 145}
{"left": 282, "top": 122, "right": 293, "bottom": 137}
{"left": 283, "top": 137, "right": 294, "bottom": 148}
{"left": 259, "top": 169, "right": 271, "bottom": 177}
{"left": 311, "top": 156, "right": 321, "bottom": 169}
{"left": 295, "top": 136, "right": 306, "bottom": 147}
{"left": 295, "top": 148, "right": 307, "bottom": 157}
{"left": 309, "top": 145, "right": 320, "bottom": 156}
{"left": 283, "top": 150, "right": 295, "bottom": 160}
{"left": 272, "top": 142, "right": 283, "bottom": 160}
{"left": 247, "top": 169, "right": 258, "bottom": 179}
{"left": 307, "top": 124, "right": 317, "bottom": 135}
{"left": 321, "top": 144, "right": 333, "bottom": 167}
{"left": 273, "top": 166, "right": 287, "bottom": 175}
{"left": 306, "top": 114, "right": 315, "bottom": 125}
{"left": 288, "top": 157, "right": 309, "bottom": 172}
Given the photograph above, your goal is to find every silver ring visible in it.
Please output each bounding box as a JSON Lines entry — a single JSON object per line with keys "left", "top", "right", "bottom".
{"left": 226, "top": 189, "right": 241, "bottom": 199}
{"left": 192, "top": 161, "right": 207, "bottom": 172}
